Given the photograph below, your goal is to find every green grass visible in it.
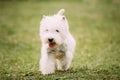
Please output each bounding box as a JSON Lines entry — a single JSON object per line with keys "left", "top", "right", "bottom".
{"left": 0, "top": 0, "right": 120, "bottom": 79}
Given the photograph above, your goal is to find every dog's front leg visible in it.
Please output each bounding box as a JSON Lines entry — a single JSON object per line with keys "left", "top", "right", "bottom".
{"left": 63, "top": 51, "right": 73, "bottom": 70}
{"left": 56, "top": 51, "right": 73, "bottom": 71}
{"left": 39, "top": 46, "right": 55, "bottom": 75}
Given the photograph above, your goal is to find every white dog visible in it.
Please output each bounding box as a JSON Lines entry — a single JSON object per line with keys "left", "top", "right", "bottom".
{"left": 39, "top": 9, "right": 76, "bottom": 75}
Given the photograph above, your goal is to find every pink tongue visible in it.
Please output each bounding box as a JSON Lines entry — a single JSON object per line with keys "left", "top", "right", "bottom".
{"left": 49, "top": 43, "right": 55, "bottom": 48}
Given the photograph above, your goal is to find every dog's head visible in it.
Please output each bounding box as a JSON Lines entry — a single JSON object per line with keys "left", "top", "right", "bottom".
{"left": 40, "top": 9, "right": 69, "bottom": 48}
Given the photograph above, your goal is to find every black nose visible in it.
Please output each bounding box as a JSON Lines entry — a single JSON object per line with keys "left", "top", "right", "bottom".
{"left": 48, "top": 38, "right": 54, "bottom": 42}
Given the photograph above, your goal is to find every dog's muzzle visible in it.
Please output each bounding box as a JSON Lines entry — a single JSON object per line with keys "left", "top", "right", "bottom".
{"left": 48, "top": 38, "right": 56, "bottom": 48}
{"left": 48, "top": 38, "right": 54, "bottom": 42}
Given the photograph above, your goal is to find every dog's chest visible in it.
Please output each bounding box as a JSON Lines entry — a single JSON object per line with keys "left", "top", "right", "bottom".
{"left": 47, "top": 44, "right": 66, "bottom": 59}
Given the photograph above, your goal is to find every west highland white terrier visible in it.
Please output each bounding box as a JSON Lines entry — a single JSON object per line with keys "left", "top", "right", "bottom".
{"left": 39, "top": 9, "right": 76, "bottom": 75}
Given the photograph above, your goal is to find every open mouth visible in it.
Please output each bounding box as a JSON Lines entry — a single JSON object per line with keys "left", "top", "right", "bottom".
{"left": 49, "top": 42, "right": 56, "bottom": 48}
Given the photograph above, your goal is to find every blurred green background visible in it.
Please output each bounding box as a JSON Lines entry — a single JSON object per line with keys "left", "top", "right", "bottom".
{"left": 0, "top": 0, "right": 120, "bottom": 79}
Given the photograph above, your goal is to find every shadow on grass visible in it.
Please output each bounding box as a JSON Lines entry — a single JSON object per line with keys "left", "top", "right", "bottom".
{"left": 1, "top": 65, "right": 119, "bottom": 80}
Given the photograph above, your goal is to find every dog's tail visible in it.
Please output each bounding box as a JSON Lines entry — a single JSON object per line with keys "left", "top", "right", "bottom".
{"left": 57, "top": 9, "right": 65, "bottom": 15}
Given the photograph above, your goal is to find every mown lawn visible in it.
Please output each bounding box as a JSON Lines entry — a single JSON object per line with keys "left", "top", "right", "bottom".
{"left": 0, "top": 0, "right": 120, "bottom": 79}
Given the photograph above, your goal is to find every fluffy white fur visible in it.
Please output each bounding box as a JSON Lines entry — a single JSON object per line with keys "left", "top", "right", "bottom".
{"left": 39, "top": 9, "right": 76, "bottom": 75}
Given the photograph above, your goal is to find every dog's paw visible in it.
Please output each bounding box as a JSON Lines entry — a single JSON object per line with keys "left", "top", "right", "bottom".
{"left": 41, "top": 69, "right": 55, "bottom": 75}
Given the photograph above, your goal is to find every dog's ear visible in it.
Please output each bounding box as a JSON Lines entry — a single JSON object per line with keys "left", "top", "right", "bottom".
{"left": 57, "top": 9, "right": 65, "bottom": 15}
{"left": 62, "top": 16, "right": 65, "bottom": 20}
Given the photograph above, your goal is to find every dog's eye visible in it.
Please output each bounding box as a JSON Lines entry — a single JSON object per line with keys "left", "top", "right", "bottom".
{"left": 56, "top": 30, "right": 59, "bottom": 32}
{"left": 45, "top": 29, "right": 48, "bottom": 32}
